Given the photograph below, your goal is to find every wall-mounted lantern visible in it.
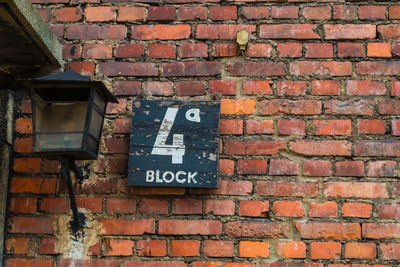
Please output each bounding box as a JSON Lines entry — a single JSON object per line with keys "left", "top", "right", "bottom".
{"left": 29, "top": 71, "right": 117, "bottom": 233}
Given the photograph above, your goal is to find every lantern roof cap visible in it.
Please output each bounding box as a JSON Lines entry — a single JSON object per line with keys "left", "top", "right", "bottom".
{"left": 31, "top": 71, "right": 118, "bottom": 103}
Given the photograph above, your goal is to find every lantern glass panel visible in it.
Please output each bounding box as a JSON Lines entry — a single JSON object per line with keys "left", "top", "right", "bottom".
{"left": 88, "top": 108, "right": 103, "bottom": 140}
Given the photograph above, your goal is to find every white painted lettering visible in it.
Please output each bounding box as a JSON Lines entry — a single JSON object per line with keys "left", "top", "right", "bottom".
{"left": 176, "top": 171, "right": 186, "bottom": 183}
{"left": 146, "top": 170, "right": 155, "bottom": 182}
{"left": 155, "top": 170, "right": 162, "bottom": 183}
{"left": 163, "top": 171, "right": 174, "bottom": 183}
{"left": 188, "top": 172, "right": 198, "bottom": 184}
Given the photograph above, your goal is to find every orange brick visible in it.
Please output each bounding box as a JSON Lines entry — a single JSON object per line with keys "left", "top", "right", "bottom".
{"left": 203, "top": 240, "right": 234, "bottom": 257}
{"left": 273, "top": 201, "right": 304, "bottom": 217}
{"left": 171, "top": 240, "right": 200, "bottom": 256}
{"left": 342, "top": 203, "right": 372, "bottom": 218}
{"left": 311, "top": 242, "right": 341, "bottom": 259}
{"left": 276, "top": 241, "right": 306, "bottom": 258}
{"left": 239, "top": 241, "right": 269, "bottom": 258}
{"left": 117, "top": 7, "right": 146, "bottom": 22}
{"left": 15, "top": 118, "right": 33, "bottom": 134}
{"left": 10, "top": 177, "right": 56, "bottom": 194}
{"left": 309, "top": 202, "right": 337, "bottom": 218}
{"left": 104, "top": 239, "right": 134, "bottom": 256}
{"left": 221, "top": 99, "right": 256, "bottom": 115}
{"left": 13, "top": 158, "right": 41, "bottom": 174}
{"left": 14, "top": 137, "right": 33, "bottom": 153}
{"left": 345, "top": 242, "right": 376, "bottom": 259}
{"left": 85, "top": 7, "right": 115, "bottom": 22}
{"left": 219, "top": 159, "right": 234, "bottom": 175}
{"left": 239, "top": 200, "right": 269, "bottom": 217}
{"left": 5, "top": 238, "right": 29, "bottom": 255}
{"left": 367, "top": 43, "right": 391, "bottom": 58}
{"left": 136, "top": 240, "right": 166, "bottom": 257}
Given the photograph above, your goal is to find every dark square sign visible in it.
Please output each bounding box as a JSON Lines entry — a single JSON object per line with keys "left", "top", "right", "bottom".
{"left": 128, "top": 100, "right": 220, "bottom": 188}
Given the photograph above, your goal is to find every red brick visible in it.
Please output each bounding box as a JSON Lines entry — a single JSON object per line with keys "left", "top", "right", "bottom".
{"left": 345, "top": 242, "right": 376, "bottom": 259}
{"left": 196, "top": 24, "right": 255, "bottom": 40}
{"left": 6, "top": 259, "right": 53, "bottom": 267}
{"left": 367, "top": 161, "right": 397, "bottom": 177}
{"left": 324, "top": 24, "right": 376, "bottom": 39}
{"left": 269, "top": 159, "right": 299, "bottom": 176}
{"left": 237, "top": 159, "right": 267, "bottom": 175}
{"left": 271, "top": 6, "right": 298, "bottom": 19}
{"left": 379, "top": 100, "right": 400, "bottom": 114}
{"left": 10, "top": 217, "right": 54, "bottom": 234}
{"left": 357, "top": 61, "right": 400, "bottom": 75}
{"left": 76, "top": 197, "right": 102, "bottom": 213}
{"left": 171, "top": 240, "right": 200, "bottom": 256}
{"left": 210, "top": 6, "right": 237, "bottom": 21}
{"left": 380, "top": 243, "right": 400, "bottom": 260}
{"left": 124, "top": 261, "right": 186, "bottom": 267}
{"left": 311, "top": 242, "right": 341, "bottom": 259}
{"left": 85, "top": 7, "right": 115, "bottom": 22}
{"left": 226, "top": 221, "right": 288, "bottom": 238}
{"left": 5, "top": 237, "right": 29, "bottom": 255}
{"left": 104, "top": 239, "right": 134, "bottom": 256}
{"left": 15, "top": 118, "right": 32, "bottom": 134}
{"left": 117, "top": 7, "right": 145, "bottom": 22}
{"left": 357, "top": 120, "right": 386, "bottom": 134}
{"left": 190, "top": 179, "right": 252, "bottom": 196}
{"left": 303, "top": 6, "right": 331, "bottom": 20}
{"left": 278, "top": 120, "right": 305, "bottom": 136}
{"left": 149, "top": 44, "right": 176, "bottom": 59}
{"left": 203, "top": 240, "right": 233, "bottom": 257}
{"left": 172, "top": 198, "right": 202, "bottom": 215}
{"left": 261, "top": 100, "right": 321, "bottom": 115}
{"left": 246, "top": 119, "right": 274, "bottom": 134}
{"left": 132, "top": 25, "right": 190, "bottom": 40}
{"left": 337, "top": 42, "right": 365, "bottom": 58}
{"left": 148, "top": 6, "right": 175, "bottom": 21}
{"left": 273, "top": 201, "right": 304, "bottom": 217}
{"left": 389, "top": 5, "right": 400, "bottom": 19}
{"left": 290, "top": 61, "right": 352, "bottom": 76}
{"left": 239, "top": 241, "right": 269, "bottom": 258}
{"left": 159, "top": 220, "right": 222, "bottom": 235}
{"left": 359, "top": 6, "right": 386, "bottom": 20}
{"left": 312, "top": 120, "right": 351, "bottom": 136}
{"left": 67, "top": 25, "right": 126, "bottom": 40}
{"left": 333, "top": 5, "right": 357, "bottom": 20}
{"left": 178, "top": 7, "right": 207, "bottom": 21}
{"left": 163, "top": 61, "right": 220, "bottom": 77}
{"left": 277, "top": 43, "right": 302, "bottom": 58}
{"left": 325, "top": 99, "right": 374, "bottom": 115}
{"left": 37, "top": 8, "right": 50, "bottom": 22}
{"left": 107, "top": 157, "right": 128, "bottom": 174}
{"left": 220, "top": 119, "right": 242, "bottom": 135}
{"left": 245, "top": 43, "right": 272, "bottom": 58}
{"left": 392, "top": 81, "right": 400, "bottom": 96}
{"left": 104, "top": 138, "right": 129, "bottom": 154}
{"left": 83, "top": 44, "right": 112, "bottom": 59}
{"left": 106, "top": 198, "right": 136, "bottom": 214}
{"left": 176, "top": 81, "right": 205, "bottom": 96}
{"left": 14, "top": 137, "right": 32, "bottom": 153}
{"left": 113, "top": 119, "right": 131, "bottom": 134}
{"left": 210, "top": 80, "right": 236, "bottom": 95}
{"left": 303, "top": 160, "right": 332, "bottom": 177}
{"left": 256, "top": 181, "right": 319, "bottom": 197}
{"left": 355, "top": 140, "right": 400, "bottom": 156}
{"left": 63, "top": 44, "right": 80, "bottom": 59}
{"left": 377, "top": 204, "right": 400, "bottom": 220}
{"left": 297, "top": 222, "right": 361, "bottom": 240}
{"left": 378, "top": 25, "right": 400, "bottom": 40}
{"left": 225, "top": 140, "right": 285, "bottom": 155}
{"left": 99, "top": 62, "right": 158, "bottom": 77}
{"left": 9, "top": 197, "right": 36, "bottom": 214}
{"left": 212, "top": 43, "right": 238, "bottom": 57}
{"left": 363, "top": 223, "right": 400, "bottom": 239}
{"left": 306, "top": 43, "right": 333, "bottom": 58}
{"left": 10, "top": 177, "right": 56, "bottom": 194}
{"left": 139, "top": 198, "right": 168, "bottom": 215}
{"left": 227, "top": 62, "right": 285, "bottom": 76}
{"left": 137, "top": 240, "right": 166, "bottom": 257}
{"left": 277, "top": 81, "right": 307, "bottom": 96}
{"left": 193, "top": 263, "right": 252, "bottom": 267}
{"left": 393, "top": 120, "right": 400, "bottom": 135}
{"left": 13, "top": 158, "right": 41, "bottom": 174}
{"left": 290, "top": 140, "right": 351, "bottom": 156}
{"left": 180, "top": 43, "right": 207, "bottom": 58}
{"left": 99, "top": 219, "right": 155, "bottom": 236}
{"left": 205, "top": 200, "right": 235, "bottom": 216}
{"left": 276, "top": 241, "right": 306, "bottom": 259}
{"left": 219, "top": 159, "right": 234, "bottom": 175}
{"left": 342, "top": 203, "right": 372, "bottom": 218}
{"left": 66, "top": 62, "right": 95, "bottom": 75}
{"left": 41, "top": 197, "right": 69, "bottom": 213}
{"left": 367, "top": 43, "right": 392, "bottom": 58}
{"left": 239, "top": 201, "right": 269, "bottom": 217}
{"left": 309, "top": 202, "right": 337, "bottom": 218}
{"left": 40, "top": 238, "right": 57, "bottom": 255}
{"left": 324, "top": 182, "right": 388, "bottom": 199}
{"left": 59, "top": 259, "right": 119, "bottom": 267}
{"left": 54, "top": 7, "right": 82, "bottom": 22}
{"left": 115, "top": 44, "right": 144, "bottom": 58}
{"left": 145, "top": 81, "right": 174, "bottom": 96}
{"left": 311, "top": 80, "right": 339, "bottom": 95}
{"left": 243, "top": 81, "right": 272, "bottom": 95}
{"left": 243, "top": 7, "right": 269, "bottom": 19}
{"left": 260, "top": 24, "right": 320, "bottom": 39}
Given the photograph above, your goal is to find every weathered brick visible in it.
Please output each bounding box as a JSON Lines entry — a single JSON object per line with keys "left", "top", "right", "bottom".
{"left": 359, "top": 6, "right": 386, "bottom": 20}
{"left": 180, "top": 43, "right": 207, "bottom": 58}
{"left": 273, "top": 201, "right": 304, "bottom": 217}
{"left": 176, "top": 81, "right": 205, "bottom": 96}
{"left": 144, "top": 82, "right": 173, "bottom": 97}
{"left": 245, "top": 43, "right": 272, "bottom": 58}
{"left": 290, "top": 61, "right": 352, "bottom": 76}
{"left": 139, "top": 198, "right": 168, "bottom": 215}
{"left": 377, "top": 204, "right": 400, "bottom": 220}
{"left": 305, "top": 43, "right": 333, "bottom": 58}
{"left": 342, "top": 203, "right": 372, "bottom": 218}
{"left": 6, "top": 259, "right": 53, "bottom": 267}
{"left": 335, "top": 161, "right": 365, "bottom": 177}
{"left": 203, "top": 240, "right": 233, "bottom": 257}
{"left": 210, "top": 80, "right": 236, "bottom": 95}
{"left": 178, "top": 7, "right": 207, "bottom": 21}
{"left": 355, "top": 140, "right": 400, "bottom": 157}
{"left": 380, "top": 243, "right": 400, "bottom": 260}
{"left": 296, "top": 222, "right": 361, "bottom": 240}
{"left": 159, "top": 220, "right": 222, "bottom": 235}
{"left": 243, "top": 81, "right": 272, "bottom": 95}
{"left": 149, "top": 44, "right": 176, "bottom": 59}
{"left": 104, "top": 239, "right": 134, "bottom": 256}
{"left": 219, "top": 159, "right": 234, "bottom": 175}
{"left": 190, "top": 180, "right": 252, "bottom": 196}
{"left": 260, "top": 100, "right": 321, "bottom": 115}
{"left": 358, "top": 120, "right": 386, "bottom": 135}
{"left": 311, "top": 80, "right": 340, "bottom": 95}
{"left": 172, "top": 199, "right": 202, "bottom": 215}
{"left": 311, "top": 242, "right": 341, "bottom": 259}
{"left": 309, "top": 202, "right": 337, "bottom": 218}
{"left": 14, "top": 137, "right": 32, "bottom": 153}
{"left": 256, "top": 181, "right": 319, "bottom": 197}
{"left": 227, "top": 62, "right": 285, "bottom": 76}
{"left": 337, "top": 42, "right": 365, "bottom": 58}
{"left": 66, "top": 62, "right": 95, "bottom": 75}
{"left": 389, "top": 5, "right": 400, "bottom": 19}
{"left": 345, "top": 242, "right": 376, "bottom": 259}
{"left": 312, "top": 120, "right": 351, "bottom": 135}
{"left": 40, "top": 197, "right": 69, "bottom": 213}
{"left": 205, "top": 200, "right": 235, "bottom": 216}
{"left": 106, "top": 198, "right": 136, "bottom": 214}
{"left": 239, "top": 241, "right": 269, "bottom": 258}
{"left": 226, "top": 221, "right": 288, "bottom": 238}
{"left": 357, "top": 61, "right": 400, "bottom": 75}
{"left": 196, "top": 24, "right": 255, "bottom": 39}
{"left": 9, "top": 197, "right": 37, "bottom": 214}
{"left": 99, "top": 219, "right": 155, "bottom": 235}
{"left": 277, "top": 43, "right": 302, "bottom": 58}
{"left": 171, "top": 240, "right": 200, "bottom": 256}
{"left": 243, "top": 6, "right": 269, "bottom": 19}
{"left": 276, "top": 241, "right": 306, "bottom": 259}
{"left": 220, "top": 119, "right": 243, "bottom": 135}
{"left": 367, "top": 161, "right": 397, "bottom": 177}
{"left": 324, "top": 100, "right": 374, "bottom": 116}
{"left": 131, "top": 25, "right": 190, "bottom": 40}
{"left": 148, "top": 6, "right": 175, "bottom": 21}
{"left": 212, "top": 43, "right": 238, "bottom": 57}
{"left": 85, "top": 7, "right": 115, "bottom": 22}
{"left": 67, "top": 25, "right": 126, "bottom": 40}
{"left": 324, "top": 24, "right": 376, "bottom": 39}
{"left": 225, "top": 140, "right": 285, "bottom": 155}
{"left": 277, "top": 81, "right": 307, "bottom": 96}
{"left": 239, "top": 201, "right": 269, "bottom": 217}
{"left": 303, "top": 160, "right": 332, "bottom": 177}
{"left": 363, "top": 223, "right": 400, "bottom": 239}
{"left": 13, "top": 158, "right": 41, "bottom": 174}
{"left": 10, "top": 177, "right": 56, "bottom": 194}
{"left": 324, "top": 182, "right": 388, "bottom": 198}
{"left": 260, "top": 24, "right": 320, "bottom": 39}
{"left": 10, "top": 217, "right": 54, "bottom": 234}
{"left": 40, "top": 238, "right": 57, "bottom": 254}
{"left": 290, "top": 140, "right": 351, "bottom": 156}
{"left": 246, "top": 119, "right": 274, "bottom": 134}
{"left": 117, "top": 7, "right": 145, "bottom": 22}
{"left": 54, "top": 7, "right": 82, "bottom": 22}
{"left": 210, "top": 6, "right": 237, "bottom": 21}
{"left": 163, "top": 61, "right": 220, "bottom": 76}
{"left": 5, "top": 237, "right": 29, "bottom": 255}
{"left": 15, "top": 118, "right": 32, "bottom": 134}
{"left": 269, "top": 159, "right": 299, "bottom": 176}
{"left": 271, "top": 6, "right": 298, "bottom": 19}
{"left": 83, "top": 44, "right": 112, "bottom": 59}
{"left": 333, "top": 5, "right": 357, "bottom": 20}
{"left": 137, "top": 240, "right": 166, "bottom": 257}
{"left": 99, "top": 62, "right": 158, "bottom": 77}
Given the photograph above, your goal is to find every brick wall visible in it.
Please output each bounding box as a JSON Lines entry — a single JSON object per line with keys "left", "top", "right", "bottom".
{"left": 6, "top": 0, "right": 400, "bottom": 266}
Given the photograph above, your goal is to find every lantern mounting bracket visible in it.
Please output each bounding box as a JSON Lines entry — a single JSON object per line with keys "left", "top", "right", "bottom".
{"left": 60, "top": 157, "right": 87, "bottom": 234}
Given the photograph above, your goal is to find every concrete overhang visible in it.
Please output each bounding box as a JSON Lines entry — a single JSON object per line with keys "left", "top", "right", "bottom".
{"left": 0, "top": 0, "right": 63, "bottom": 76}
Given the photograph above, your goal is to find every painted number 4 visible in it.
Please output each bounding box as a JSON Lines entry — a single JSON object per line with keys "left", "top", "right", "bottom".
{"left": 151, "top": 107, "right": 201, "bottom": 164}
